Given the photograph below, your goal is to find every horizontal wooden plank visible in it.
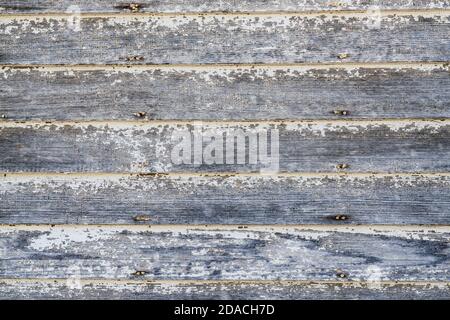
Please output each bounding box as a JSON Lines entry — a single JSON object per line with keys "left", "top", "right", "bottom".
{"left": 1, "top": 121, "right": 450, "bottom": 173}
{"left": 0, "top": 279, "right": 448, "bottom": 300}
{"left": 1, "top": 173, "right": 450, "bottom": 225}
{"left": 1, "top": 64, "right": 450, "bottom": 120}
{"left": 0, "top": 225, "right": 448, "bottom": 281}
{"left": 1, "top": 13, "right": 449, "bottom": 64}
{"left": 1, "top": 1, "right": 449, "bottom": 13}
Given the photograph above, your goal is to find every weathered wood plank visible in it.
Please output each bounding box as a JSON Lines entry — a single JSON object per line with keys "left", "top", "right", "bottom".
{"left": 2, "top": 64, "right": 450, "bottom": 121}
{"left": 0, "top": 279, "right": 448, "bottom": 300}
{"left": 1, "top": 121, "right": 450, "bottom": 173}
{"left": 1, "top": 13, "right": 449, "bottom": 64}
{"left": 0, "top": 225, "right": 448, "bottom": 281}
{"left": 1, "top": 1, "right": 449, "bottom": 13}
{"left": 1, "top": 173, "right": 450, "bottom": 225}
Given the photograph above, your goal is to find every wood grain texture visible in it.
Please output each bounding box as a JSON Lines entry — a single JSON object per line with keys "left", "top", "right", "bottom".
{"left": 1, "top": 121, "right": 450, "bottom": 173}
{"left": 0, "top": 225, "right": 448, "bottom": 281}
{"left": 2, "top": 64, "right": 450, "bottom": 121}
{"left": 1, "top": 173, "right": 450, "bottom": 225}
{"left": 1, "top": 0, "right": 449, "bottom": 301}
{"left": 1, "top": 0, "right": 449, "bottom": 13}
{"left": 0, "top": 279, "right": 448, "bottom": 300}
{"left": 1, "top": 13, "right": 449, "bottom": 65}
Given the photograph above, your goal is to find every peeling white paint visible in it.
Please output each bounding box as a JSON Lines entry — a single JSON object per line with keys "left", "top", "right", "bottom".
{"left": 29, "top": 227, "right": 118, "bottom": 251}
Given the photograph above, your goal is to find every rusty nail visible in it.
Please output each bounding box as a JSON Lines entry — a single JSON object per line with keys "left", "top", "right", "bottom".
{"left": 128, "top": 3, "right": 142, "bottom": 12}
{"left": 126, "top": 55, "right": 145, "bottom": 61}
{"left": 335, "top": 214, "right": 348, "bottom": 221}
{"left": 133, "top": 112, "right": 147, "bottom": 118}
{"left": 336, "top": 270, "right": 348, "bottom": 278}
{"left": 133, "top": 215, "right": 151, "bottom": 222}
{"left": 333, "top": 110, "right": 349, "bottom": 116}
{"left": 337, "top": 53, "right": 350, "bottom": 59}
{"left": 336, "top": 164, "right": 350, "bottom": 170}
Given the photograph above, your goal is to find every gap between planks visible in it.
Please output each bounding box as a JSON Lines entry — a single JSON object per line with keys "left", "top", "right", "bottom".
{"left": 1, "top": 61, "right": 449, "bottom": 71}
{"left": 0, "top": 224, "right": 449, "bottom": 231}
{"left": 0, "top": 279, "right": 449, "bottom": 287}
{"left": 3, "top": 172, "right": 450, "bottom": 179}
{"left": 2, "top": 118, "right": 450, "bottom": 127}
{"left": 1, "top": 9, "right": 450, "bottom": 20}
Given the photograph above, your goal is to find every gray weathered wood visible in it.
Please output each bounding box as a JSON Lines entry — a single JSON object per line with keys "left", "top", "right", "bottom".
{"left": 1, "top": 64, "right": 450, "bottom": 120}
{"left": 0, "top": 279, "right": 448, "bottom": 300}
{"left": 1, "top": 121, "right": 450, "bottom": 173}
{"left": 1, "top": 1, "right": 449, "bottom": 13}
{"left": 1, "top": 13, "right": 449, "bottom": 64}
{"left": 1, "top": 1, "right": 449, "bottom": 301}
{"left": 0, "top": 225, "right": 448, "bottom": 281}
{"left": 1, "top": 173, "right": 450, "bottom": 225}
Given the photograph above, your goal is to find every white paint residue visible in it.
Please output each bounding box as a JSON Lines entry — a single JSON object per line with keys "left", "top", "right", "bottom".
{"left": 284, "top": 120, "right": 446, "bottom": 137}
{"left": 29, "top": 228, "right": 117, "bottom": 251}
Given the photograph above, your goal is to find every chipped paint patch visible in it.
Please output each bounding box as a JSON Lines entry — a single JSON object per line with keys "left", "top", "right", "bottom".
{"left": 28, "top": 227, "right": 118, "bottom": 251}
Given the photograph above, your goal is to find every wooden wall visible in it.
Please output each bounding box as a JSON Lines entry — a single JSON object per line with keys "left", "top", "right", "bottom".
{"left": 0, "top": 1, "right": 449, "bottom": 299}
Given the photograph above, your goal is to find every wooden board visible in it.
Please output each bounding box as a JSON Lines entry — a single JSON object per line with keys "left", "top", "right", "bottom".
{"left": 1, "top": 1, "right": 449, "bottom": 301}
{"left": 1, "top": 173, "right": 450, "bottom": 225}
{"left": 1, "top": 1, "right": 449, "bottom": 13}
{"left": 0, "top": 225, "right": 449, "bottom": 281}
{"left": 2, "top": 64, "right": 450, "bottom": 121}
{"left": 0, "top": 279, "right": 448, "bottom": 300}
{"left": 1, "top": 13, "right": 450, "bottom": 65}
{"left": 1, "top": 121, "right": 450, "bottom": 173}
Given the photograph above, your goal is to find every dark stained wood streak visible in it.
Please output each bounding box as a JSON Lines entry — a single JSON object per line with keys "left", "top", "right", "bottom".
{"left": 1, "top": 173, "right": 450, "bottom": 225}
{"left": 0, "top": 1, "right": 449, "bottom": 13}
{"left": 1, "top": 64, "right": 450, "bottom": 121}
{"left": 1, "top": 121, "right": 450, "bottom": 173}
{"left": 0, "top": 279, "right": 448, "bottom": 300}
{"left": 0, "top": 13, "right": 449, "bottom": 64}
{"left": 0, "top": 225, "right": 448, "bottom": 281}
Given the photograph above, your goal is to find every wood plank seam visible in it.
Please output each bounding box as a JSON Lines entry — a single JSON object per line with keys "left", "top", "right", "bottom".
{"left": 2, "top": 119, "right": 450, "bottom": 126}
{"left": 1, "top": 0, "right": 449, "bottom": 15}
{"left": 1, "top": 9, "right": 450, "bottom": 19}
{"left": 1, "top": 61, "right": 448, "bottom": 69}
{"left": 1, "top": 279, "right": 449, "bottom": 286}
{"left": 0, "top": 225, "right": 448, "bottom": 231}
{"left": 2, "top": 172, "right": 450, "bottom": 177}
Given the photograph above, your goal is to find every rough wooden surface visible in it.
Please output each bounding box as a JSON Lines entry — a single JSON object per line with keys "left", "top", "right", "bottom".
{"left": 1, "top": 1, "right": 449, "bottom": 301}
{"left": 1, "top": 121, "right": 450, "bottom": 173}
{"left": 0, "top": 225, "right": 448, "bottom": 281}
{"left": 1, "top": 173, "right": 450, "bottom": 225}
{"left": 1, "top": 64, "right": 450, "bottom": 121}
{"left": 1, "top": 13, "right": 450, "bottom": 65}
{"left": 0, "top": 279, "right": 448, "bottom": 300}
{"left": 1, "top": 1, "right": 449, "bottom": 13}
